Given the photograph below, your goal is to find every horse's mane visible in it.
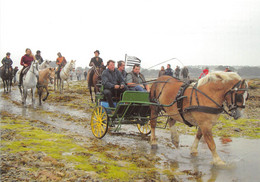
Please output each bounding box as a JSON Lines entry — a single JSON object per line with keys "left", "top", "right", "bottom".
{"left": 197, "top": 71, "right": 241, "bottom": 87}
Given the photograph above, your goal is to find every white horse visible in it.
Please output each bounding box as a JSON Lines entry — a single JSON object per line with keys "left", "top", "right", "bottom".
{"left": 58, "top": 60, "right": 76, "bottom": 93}
{"left": 39, "top": 60, "right": 51, "bottom": 70}
{"left": 18, "top": 60, "right": 39, "bottom": 106}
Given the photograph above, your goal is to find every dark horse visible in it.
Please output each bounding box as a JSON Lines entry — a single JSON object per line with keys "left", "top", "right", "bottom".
{"left": 87, "top": 66, "right": 105, "bottom": 102}
{"left": 0, "top": 64, "right": 13, "bottom": 93}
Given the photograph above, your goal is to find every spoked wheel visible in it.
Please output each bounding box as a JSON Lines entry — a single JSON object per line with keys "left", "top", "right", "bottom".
{"left": 91, "top": 106, "right": 109, "bottom": 139}
{"left": 137, "top": 120, "right": 151, "bottom": 135}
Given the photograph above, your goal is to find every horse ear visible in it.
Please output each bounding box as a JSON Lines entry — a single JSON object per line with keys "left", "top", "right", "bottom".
{"left": 49, "top": 68, "right": 52, "bottom": 71}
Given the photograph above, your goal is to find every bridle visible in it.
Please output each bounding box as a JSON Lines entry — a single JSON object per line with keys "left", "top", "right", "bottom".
{"left": 29, "top": 61, "right": 39, "bottom": 77}
{"left": 224, "top": 80, "right": 249, "bottom": 112}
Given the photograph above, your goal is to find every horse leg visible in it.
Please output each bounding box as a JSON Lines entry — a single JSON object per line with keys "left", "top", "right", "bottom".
{"left": 3, "top": 80, "right": 6, "bottom": 93}
{"left": 31, "top": 88, "right": 35, "bottom": 105}
{"left": 23, "top": 89, "right": 27, "bottom": 105}
{"left": 89, "top": 86, "right": 93, "bottom": 103}
{"left": 150, "top": 105, "right": 158, "bottom": 149}
{"left": 43, "top": 86, "right": 49, "bottom": 101}
{"left": 200, "top": 123, "right": 225, "bottom": 165}
{"left": 38, "top": 88, "right": 42, "bottom": 106}
{"left": 190, "top": 127, "right": 202, "bottom": 156}
{"left": 168, "top": 117, "right": 179, "bottom": 148}
{"left": 54, "top": 77, "right": 56, "bottom": 91}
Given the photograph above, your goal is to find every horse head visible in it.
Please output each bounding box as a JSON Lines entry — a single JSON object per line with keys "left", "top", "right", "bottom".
{"left": 69, "top": 60, "right": 76, "bottom": 71}
{"left": 48, "top": 68, "right": 55, "bottom": 84}
{"left": 31, "top": 60, "right": 39, "bottom": 77}
{"left": 224, "top": 78, "right": 249, "bottom": 120}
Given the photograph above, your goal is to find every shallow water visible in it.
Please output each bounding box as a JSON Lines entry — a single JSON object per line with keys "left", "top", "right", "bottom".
{"left": 1, "top": 88, "right": 260, "bottom": 182}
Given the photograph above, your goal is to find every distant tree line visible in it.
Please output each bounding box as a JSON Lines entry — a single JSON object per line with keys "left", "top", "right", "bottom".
{"left": 47, "top": 61, "right": 260, "bottom": 79}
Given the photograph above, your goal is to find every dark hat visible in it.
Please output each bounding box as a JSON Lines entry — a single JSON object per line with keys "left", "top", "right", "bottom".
{"left": 36, "top": 50, "right": 41, "bottom": 53}
{"left": 94, "top": 50, "right": 100, "bottom": 54}
{"left": 6, "top": 52, "right": 10, "bottom": 56}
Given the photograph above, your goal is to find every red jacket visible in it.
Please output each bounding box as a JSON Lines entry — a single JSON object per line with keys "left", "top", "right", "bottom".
{"left": 20, "top": 54, "right": 34, "bottom": 67}
{"left": 199, "top": 69, "right": 209, "bottom": 79}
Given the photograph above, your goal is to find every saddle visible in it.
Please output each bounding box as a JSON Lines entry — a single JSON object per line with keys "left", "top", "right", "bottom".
{"left": 22, "top": 67, "right": 30, "bottom": 75}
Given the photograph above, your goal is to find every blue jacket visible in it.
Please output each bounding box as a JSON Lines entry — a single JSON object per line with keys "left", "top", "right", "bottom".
{"left": 165, "top": 68, "right": 173, "bottom": 76}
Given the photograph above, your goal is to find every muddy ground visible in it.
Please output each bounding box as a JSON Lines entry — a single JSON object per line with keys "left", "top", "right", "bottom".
{"left": 0, "top": 79, "right": 260, "bottom": 181}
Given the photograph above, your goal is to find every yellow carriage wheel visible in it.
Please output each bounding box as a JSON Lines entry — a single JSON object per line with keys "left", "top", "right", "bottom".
{"left": 91, "top": 106, "right": 108, "bottom": 139}
{"left": 137, "top": 120, "right": 151, "bottom": 135}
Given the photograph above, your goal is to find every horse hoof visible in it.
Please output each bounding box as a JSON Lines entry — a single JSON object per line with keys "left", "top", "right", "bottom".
{"left": 151, "top": 144, "right": 158, "bottom": 149}
{"left": 190, "top": 151, "right": 198, "bottom": 156}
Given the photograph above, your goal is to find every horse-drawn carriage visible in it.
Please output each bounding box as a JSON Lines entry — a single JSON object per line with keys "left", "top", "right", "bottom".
{"left": 91, "top": 89, "right": 153, "bottom": 138}
{"left": 90, "top": 71, "right": 249, "bottom": 165}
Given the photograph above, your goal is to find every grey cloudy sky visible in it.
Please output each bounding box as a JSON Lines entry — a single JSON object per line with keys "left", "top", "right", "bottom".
{"left": 0, "top": 0, "right": 259, "bottom": 69}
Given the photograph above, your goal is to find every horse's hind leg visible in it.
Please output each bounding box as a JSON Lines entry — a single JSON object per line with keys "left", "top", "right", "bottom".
{"left": 31, "top": 88, "right": 35, "bottom": 105}
{"left": 168, "top": 117, "right": 179, "bottom": 148}
{"left": 150, "top": 105, "right": 158, "bottom": 149}
{"left": 23, "top": 89, "right": 27, "bottom": 105}
{"left": 190, "top": 127, "right": 202, "bottom": 156}
{"left": 89, "top": 86, "right": 93, "bottom": 103}
{"left": 200, "top": 124, "right": 225, "bottom": 165}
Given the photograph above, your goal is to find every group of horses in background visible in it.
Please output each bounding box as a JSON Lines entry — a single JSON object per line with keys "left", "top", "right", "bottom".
{"left": 1, "top": 60, "right": 76, "bottom": 106}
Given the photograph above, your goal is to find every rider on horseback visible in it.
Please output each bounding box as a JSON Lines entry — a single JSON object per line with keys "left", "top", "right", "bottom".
{"left": 18, "top": 48, "right": 36, "bottom": 87}
{"left": 56, "top": 52, "right": 67, "bottom": 79}
{"left": 35, "top": 50, "right": 44, "bottom": 65}
{"left": 1, "top": 52, "right": 13, "bottom": 71}
{"left": 88, "top": 50, "right": 104, "bottom": 86}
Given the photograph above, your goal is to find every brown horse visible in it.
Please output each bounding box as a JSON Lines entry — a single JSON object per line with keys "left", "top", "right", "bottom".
{"left": 149, "top": 72, "right": 249, "bottom": 166}
{"left": 87, "top": 66, "right": 105, "bottom": 102}
{"left": 38, "top": 68, "right": 55, "bottom": 105}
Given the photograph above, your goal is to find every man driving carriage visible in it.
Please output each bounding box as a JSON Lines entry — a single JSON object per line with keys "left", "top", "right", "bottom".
{"left": 126, "top": 64, "right": 150, "bottom": 92}
{"left": 88, "top": 50, "right": 104, "bottom": 86}
{"left": 101, "top": 60, "right": 126, "bottom": 107}
{"left": 56, "top": 52, "right": 67, "bottom": 78}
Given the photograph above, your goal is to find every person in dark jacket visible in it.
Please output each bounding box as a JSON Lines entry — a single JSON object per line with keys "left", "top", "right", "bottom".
{"left": 101, "top": 60, "right": 126, "bottom": 107}
{"left": 158, "top": 66, "right": 165, "bottom": 77}
{"left": 88, "top": 50, "right": 104, "bottom": 86}
{"left": 181, "top": 66, "right": 189, "bottom": 82}
{"left": 117, "top": 60, "right": 127, "bottom": 81}
{"left": 165, "top": 64, "right": 173, "bottom": 77}
{"left": 1, "top": 52, "right": 13, "bottom": 66}
{"left": 126, "top": 64, "right": 150, "bottom": 92}
{"left": 175, "top": 66, "right": 180, "bottom": 78}
{"left": 35, "top": 50, "right": 44, "bottom": 64}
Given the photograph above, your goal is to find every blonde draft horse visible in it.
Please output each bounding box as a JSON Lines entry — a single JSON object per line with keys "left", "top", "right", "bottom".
{"left": 38, "top": 68, "right": 55, "bottom": 105}
{"left": 149, "top": 72, "right": 249, "bottom": 166}
{"left": 58, "top": 60, "right": 76, "bottom": 93}
{"left": 87, "top": 66, "right": 104, "bottom": 102}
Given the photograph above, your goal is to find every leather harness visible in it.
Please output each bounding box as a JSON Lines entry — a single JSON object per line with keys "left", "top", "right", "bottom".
{"left": 152, "top": 78, "right": 247, "bottom": 127}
